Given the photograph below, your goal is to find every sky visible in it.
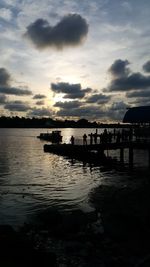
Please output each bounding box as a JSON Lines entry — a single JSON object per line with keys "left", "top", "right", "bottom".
{"left": 0, "top": 0, "right": 150, "bottom": 122}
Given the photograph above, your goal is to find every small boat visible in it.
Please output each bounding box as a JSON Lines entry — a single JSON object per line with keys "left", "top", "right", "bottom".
{"left": 37, "top": 130, "right": 62, "bottom": 143}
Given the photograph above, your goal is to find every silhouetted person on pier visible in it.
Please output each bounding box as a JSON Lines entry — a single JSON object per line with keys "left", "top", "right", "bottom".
{"left": 83, "top": 134, "right": 87, "bottom": 145}
{"left": 103, "top": 129, "right": 108, "bottom": 143}
{"left": 70, "top": 135, "right": 75, "bottom": 145}
{"left": 94, "top": 133, "right": 98, "bottom": 144}
{"left": 89, "top": 133, "right": 93, "bottom": 145}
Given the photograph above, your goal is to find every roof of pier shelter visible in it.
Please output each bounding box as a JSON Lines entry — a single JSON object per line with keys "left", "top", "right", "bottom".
{"left": 123, "top": 106, "right": 150, "bottom": 123}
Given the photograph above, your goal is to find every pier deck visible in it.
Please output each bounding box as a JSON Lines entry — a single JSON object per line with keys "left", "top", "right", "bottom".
{"left": 44, "top": 140, "right": 150, "bottom": 167}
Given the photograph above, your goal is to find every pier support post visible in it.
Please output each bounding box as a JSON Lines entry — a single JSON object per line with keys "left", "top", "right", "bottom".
{"left": 120, "top": 148, "right": 124, "bottom": 162}
{"left": 129, "top": 146, "right": 133, "bottom": 168}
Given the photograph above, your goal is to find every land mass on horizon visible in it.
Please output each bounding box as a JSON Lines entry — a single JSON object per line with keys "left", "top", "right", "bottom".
{"left": 0, "top": 116, "right": 130, "bottom": 128}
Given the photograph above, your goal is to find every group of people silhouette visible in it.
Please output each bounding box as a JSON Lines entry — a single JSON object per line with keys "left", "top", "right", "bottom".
{"left": 70, "top": 128, "right": 133, "bottom": 145}
{"left": 70, "top": 134, "right": 88, "bottom": 145}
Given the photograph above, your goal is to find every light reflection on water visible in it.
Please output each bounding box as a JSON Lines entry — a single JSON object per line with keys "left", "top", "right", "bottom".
{"left": 0, "top": 128, "right": 149, "bottom": 226}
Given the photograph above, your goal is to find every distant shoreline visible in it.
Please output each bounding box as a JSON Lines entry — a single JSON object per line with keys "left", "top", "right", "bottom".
{"left": 0, "top": 116, "right": 132, "bottom": 129}
{"left": 0, "top": 125, "right": 132, "bottom": 129}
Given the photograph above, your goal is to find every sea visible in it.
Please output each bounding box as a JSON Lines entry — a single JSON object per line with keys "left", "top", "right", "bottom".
{"left": 0, "top": 128, "right": 149, "bottom": 228}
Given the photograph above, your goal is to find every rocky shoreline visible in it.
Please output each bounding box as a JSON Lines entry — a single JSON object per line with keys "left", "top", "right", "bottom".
{"left": 1, "top": 172, "right": 150, "bottom": 267}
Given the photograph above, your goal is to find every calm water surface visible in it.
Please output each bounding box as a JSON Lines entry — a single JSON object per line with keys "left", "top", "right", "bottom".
{"left": 0, "top": 128, "right": 149, "bottom": 227}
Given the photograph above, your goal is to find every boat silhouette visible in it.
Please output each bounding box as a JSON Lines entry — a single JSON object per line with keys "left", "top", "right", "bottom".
{"left": 37, "top": 130, "right": 62, "bottom": 143}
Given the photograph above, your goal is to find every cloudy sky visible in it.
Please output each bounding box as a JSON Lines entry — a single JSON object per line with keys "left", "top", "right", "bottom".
{"left": 0, "top": 0, "right": 150, "bottom": 122}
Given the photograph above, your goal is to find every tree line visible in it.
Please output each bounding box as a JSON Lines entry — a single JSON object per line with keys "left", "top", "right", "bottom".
{"left": 0, "top": 116, "right": 128, "bottom": 128}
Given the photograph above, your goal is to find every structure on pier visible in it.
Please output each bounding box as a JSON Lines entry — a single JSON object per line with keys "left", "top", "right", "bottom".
{"left": 123, "top": 106, "right": 150, "bottom": 124}
{"left": 123, "top": 106, "right": 150, "bottom": 139}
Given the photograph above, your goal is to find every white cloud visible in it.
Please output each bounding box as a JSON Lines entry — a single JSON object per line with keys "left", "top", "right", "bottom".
{"left": 2, "top": 0, "right": 18, "bottom": 6}
{"left": 0, "top": 7, "right": 12, "bottom": 21}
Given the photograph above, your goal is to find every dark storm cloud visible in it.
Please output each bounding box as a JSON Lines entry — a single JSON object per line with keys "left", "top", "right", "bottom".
{"left": 24, "top": 14, "right": 88, "bottom": 49}
{"left": 51, "top": 82, "right": 91, "bottom": 99}
{"left": 35, "top": 100, "right": 45, "bottom": 105}
{"left": 129, "top": 98, "right": 150, "bottom": 107}
{"left": 28, "top": 108, "right": 53, "bottom": 117}
{"left": 51, "top": 82, "right": 81, "bottom": 93}
{"left": 0, "top": 67, "right": 32, "bottom": 95}
{"left": 0, "top": 94, "right": 7, "bottom": 104}
{"left": 107, "top": 59, "right": 150, "bottom": 93}
{"left": 55, "top": 97, "right": 128, "bottom": 121}
{"left": 33, "top": 94, "right": 46, "bottom": 99}
{"left": 86, "top": 93, "right": 111, "bottom": 104}
{"left": 0, "top": 68, "right": 11, "bottom": 86}
{"left": 143, "top": 60, "right": 150, "bottom": 73}
{"left": 63, "top": 91, "right": 89, "bottom": 99}
{"left": 109, "top": 72, "right": 150, "bottom": 91}
{"left": 4, "top": 101, "right": 31, "bottom": 112}
{"left": 56, "top": 105, "right": 105, "bottom": 119}
{"left": 54, "top": 100, "right": 81, "bottom": 109}
{"left": 0, "top": 86, "right": 32, "bottom": 95}
{"left": 109, "top": 59, "right": 130, "bottom": 78}
{"left": 127, "top": 90, "right": 150, "bottom": 98}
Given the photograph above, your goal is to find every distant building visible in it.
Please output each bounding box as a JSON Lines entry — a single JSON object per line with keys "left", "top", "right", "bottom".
{"left": 123, "top": 106, "right": 150, "bottom": 124}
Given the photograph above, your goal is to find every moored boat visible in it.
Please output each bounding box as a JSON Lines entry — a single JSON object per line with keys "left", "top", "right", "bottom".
{"left": 37, "top": 130, "right": 62, "bottom": 143}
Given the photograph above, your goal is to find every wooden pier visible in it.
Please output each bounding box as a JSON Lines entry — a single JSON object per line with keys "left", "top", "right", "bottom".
{"left": 44, "top": 140, "right": 150, "bottom": 167}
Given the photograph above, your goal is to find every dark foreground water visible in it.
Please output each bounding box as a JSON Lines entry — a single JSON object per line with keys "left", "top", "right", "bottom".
{"left": 0, "top": 128, "right": 149, "bottom": 227}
